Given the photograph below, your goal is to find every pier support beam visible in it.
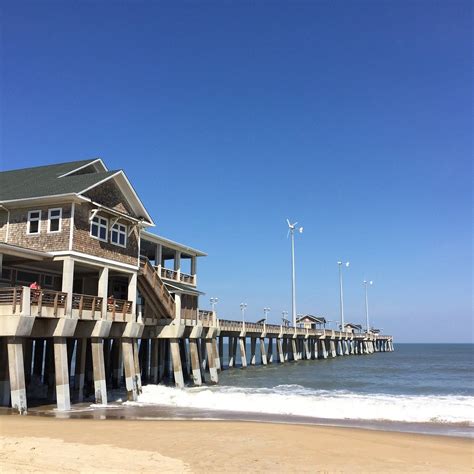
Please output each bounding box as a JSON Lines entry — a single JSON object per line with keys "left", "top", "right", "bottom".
{"left": 54, "top": 337, "right": 71, "bottom": 411}
{"left": 111, "top": 339, "right": 124, "bottom": 388}
{"left": 206, "top": 339, "right": 219, "bottom": 383}
{"left": 239, "top": 337, "right": 247, "bottom": 368}
{"left": 318, "top": 339, "right": 327, "bottom": 359}
{"left": 218, "top": 337, "right": 224, "bottom": 370}
{"left": 170, "top": 338, "right": 185, "bottom": 388}
{"left": 260, "top": 338, "right": 267, "bottom": 365}
{"left": 329, "top": 340, "right": 336, "bottom": 358}
{"left": 189, "top": 339, "right": 202, "bottom": 386}
{"left": 277, "top": 338, "right": 285, "bottom": 363}
{"left": 250, "top": 338, "right": 257, "bottom": 365}
{"left": 228, "top": 336, "right": 235, "bottom": 368}
{"left": 268, "top": 338, "right": 273, "bottom": 363}
{"left": 7, "top": 337, "right": 27, "bottom": 414}
{"left": 91, "top": 338, "right": 107, "bottom": 405}
{"left": 304, "top": 339, "right": 311, "bottom": 360}
{"left": 122, "top": 338, "right": 137, "bottom": 401}
{"left": 76, "top": 338, "right": 87, "bottom": 402}
{"left": 150, "top": 339, "right": 159, "bottom": 384}
{"left": 213, "top": 338, "right": 221, "bottom": 371}
{"left": 132, "top": 340, "right": 142, "bottom": 394}
{"left": 0, "top": 338, "right": 11, "bottom": 406}
{"left": 291, "top": 339, "right": 298, "bottom": 361}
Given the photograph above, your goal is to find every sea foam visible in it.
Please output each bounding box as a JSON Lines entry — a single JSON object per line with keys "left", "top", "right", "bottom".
{"left": 125, "top": 384, "right": 474, "bottom": 425}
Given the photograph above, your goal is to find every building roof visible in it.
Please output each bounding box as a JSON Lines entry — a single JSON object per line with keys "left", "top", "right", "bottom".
{"left": 141, "top": 231, "right": 207, "bottom": 257}
{"left": 345, "top": 323, "right": 362, "bottom": 330}
{"left": 0, "top": 159, "right": 154, "bottom": 225}
{"left": 296, "top": 314, "right": 326, "bottom": 324}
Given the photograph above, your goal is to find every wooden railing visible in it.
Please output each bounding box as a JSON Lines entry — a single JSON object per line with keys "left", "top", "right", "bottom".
{"left": 107, "top": 298, "right": 133, "bottom": 321}
{"left": 72, "top": 293, "right": 103, "bottom": 319}
{"left": 198, "top": 309, "right": 213, "bottom": 326}
{"left": 160, "top": 267, "right": 179, "bottom": 281}
{"left": 179, "top": 271, "right": 195, "bottom": 285}
{"left": 31, "top": 289, "right": 67, "bottom": 317}
{"left": 0, "top": 286, "right": 23, "bottom": 314}
{"left": 140, "top": 257, "right": 175, "bottom": 318}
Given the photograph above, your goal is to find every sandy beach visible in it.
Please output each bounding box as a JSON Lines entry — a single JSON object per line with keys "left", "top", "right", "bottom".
{"left": 0, "top": 416, "right": 472, "bottom": 473}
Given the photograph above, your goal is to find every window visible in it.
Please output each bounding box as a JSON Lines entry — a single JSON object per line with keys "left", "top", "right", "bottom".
{"left": 110, "top": 223, "right": 127, "bottom": 247}
{"left": 47, "top": 208, "right": 62, "bottom": 233}
{"left": 90, "top": 215, "right": 108, "bottom": 241}
{"left": 27, "top": 210, "right": 41, "bottom": 234}
{"left": 43, "top": 275, "right": 54, "bottom": 287}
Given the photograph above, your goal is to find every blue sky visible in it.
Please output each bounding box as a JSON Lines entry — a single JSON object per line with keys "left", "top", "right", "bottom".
{"left": 1, "top": 1, "right": 472, "bottom": 342}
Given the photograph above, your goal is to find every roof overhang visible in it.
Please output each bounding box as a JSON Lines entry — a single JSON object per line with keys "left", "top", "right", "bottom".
{"left": 0, "top": 243, "right": 53, "bottom": 261}
{"left": 164, "top": 281, "right": 204, "bottom": 296}
{"left": 141, "top": 231, "right": 207, "bottom": 257}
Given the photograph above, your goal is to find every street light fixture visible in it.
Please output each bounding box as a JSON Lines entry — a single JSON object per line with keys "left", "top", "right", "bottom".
{"left": 263, "top": 307, "right": 271, "bottom": 322}
{"left": 337, "top": 261, "right": 350, "bottom": 332}
{"left": 286, "top": 219, "right": 303, "bottom": 330}
{"left": 210, "top": 297, "right": 218, "bottom": 312}
{"left": 282, "top": 310, "right": 288, "bottom": 326}
{"left": 363, "top": 280, "right": 373, "bottom": 333}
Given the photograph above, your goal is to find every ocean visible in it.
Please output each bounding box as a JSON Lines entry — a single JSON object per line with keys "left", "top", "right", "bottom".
{"left": 60, "top": 343, "right": 474, "bottom": 437}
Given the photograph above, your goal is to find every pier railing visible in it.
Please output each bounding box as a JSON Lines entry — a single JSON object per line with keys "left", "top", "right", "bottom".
{"left": 106, "top": 298, "right": 133, "bottom": 321}
{"left": 0, "top": 286, "right": 24, "bottom": 314}
{"left": 71, "top": 293, "right": 103, "bottom": 319}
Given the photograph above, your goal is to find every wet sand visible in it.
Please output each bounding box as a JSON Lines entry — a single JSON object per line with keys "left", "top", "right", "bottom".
{"left": 0, "top": 415, "right": 472, "bottom": 473}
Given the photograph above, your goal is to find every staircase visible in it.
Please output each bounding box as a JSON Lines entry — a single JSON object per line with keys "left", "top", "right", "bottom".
{"left": 138, "top": 257, "right": 176, "bottom": 319}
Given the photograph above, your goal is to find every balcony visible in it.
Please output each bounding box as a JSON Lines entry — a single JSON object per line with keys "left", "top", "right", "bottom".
{"left": 0, "top": 287, "right": 134, "bottom": 321}
{"left": 159, "top": 267, "right": 196, "bottom": 286}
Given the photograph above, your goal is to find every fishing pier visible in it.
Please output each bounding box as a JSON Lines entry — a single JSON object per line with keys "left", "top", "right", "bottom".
{"left": 0, "top": 159, "right": 393, "bottom": 414}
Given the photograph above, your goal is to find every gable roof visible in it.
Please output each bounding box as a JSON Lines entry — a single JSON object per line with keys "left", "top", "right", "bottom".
{"left": 0, "top": 159, "right": 154, "bottom": 226}
{"left": 296, "top": 314, "right": 326, "bottom": 324}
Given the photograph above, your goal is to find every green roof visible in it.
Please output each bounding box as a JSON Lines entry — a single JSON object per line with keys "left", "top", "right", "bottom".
{"left": 0, "top": 160, "right": 118, "bottom": 201}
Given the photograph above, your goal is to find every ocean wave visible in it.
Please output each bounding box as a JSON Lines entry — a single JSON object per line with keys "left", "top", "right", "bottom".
{"left": 124, "top": 384, "right": 474, "bottom": 425}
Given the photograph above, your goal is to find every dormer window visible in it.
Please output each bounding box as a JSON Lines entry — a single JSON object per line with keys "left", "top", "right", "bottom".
{"left": 47, "top": 208, "right": 62, "bottom": 233}
{"left": 90, "top": 215, "right": 108, "bottom": 241}
{"left": 110, "top": 223, "right": 127, "bottom": 247}
{"left": 27, "top": 210, "right": 41, "bottom": 235}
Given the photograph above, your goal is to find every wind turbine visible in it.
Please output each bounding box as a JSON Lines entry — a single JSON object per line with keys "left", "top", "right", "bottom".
{"left": 287, "top": 219, "right": 303, "bottom": 329}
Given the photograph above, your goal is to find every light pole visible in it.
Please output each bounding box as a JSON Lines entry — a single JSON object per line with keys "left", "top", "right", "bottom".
{"left": 282, "top": 310, "right": 288, "bottom": 326}
{"left": 363, "top": 280, "right": 373, "bottom": 333}
{"left": 263, "top": 307, "right": 271, "bottom": 323}
{"left": 210, "top": 297, "right": 218, "bottom": 312}
{"left": 240, "top": 302, "right": 247, "bottom": 330}
{"left": 286, "top": 219, "right": 303, "bottom": 330}
{"left": 337, "top": 261, "right": 350, "bottom": 332}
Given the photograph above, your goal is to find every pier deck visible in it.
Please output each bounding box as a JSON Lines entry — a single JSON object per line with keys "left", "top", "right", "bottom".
{"left": 0, "top": 286, "right": 393, "bottom": 414}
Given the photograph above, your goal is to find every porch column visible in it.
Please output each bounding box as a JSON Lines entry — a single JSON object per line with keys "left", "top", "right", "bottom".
{"left": 154, "top": 244, "right": 163, "bottom": 271}
{"left": 53, "top": 337, "right": 71, "bottom": 411}
{"left": 61, "top": 257, "right": 75, "bottom": 315}
{"left": 174, "top": 250, "right": 181, "bottom": 280}
{"left": 174, "top": 292, "right": 182, "bottom": 322}
{"left": 127, "top": 272, "right": 138, "bottom": 318}
{"left": 97, "top": 266, "right": 109, "bottom": 317}
{"left": 191, "top": 256, "right": 197, "bottom": 285}
{"left": 7, "top": 337, "right": 27, "bottom": 414}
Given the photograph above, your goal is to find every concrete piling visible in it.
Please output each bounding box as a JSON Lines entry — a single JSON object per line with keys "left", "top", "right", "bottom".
{"left": 239, "top": 337, "right": 247, "bottom": 368}
{"left": 260, "top": 338, "right": 267, "bottom": 365}
{"left": 206, "top": 338, "right": 218, "bottom": 383}
{"left": 7, "top": 337, "right": 27, "bottom": 414}
{"left": 91, "top": 338, "right": 107, "bottom": 405}
{"left": 170, "top": 338, "right": 185, "bottom": 388}
{"left": 250, "top": 338, "right": 257, "bottom": 365}
{"left": 122, "top": 338, "right": 137, "bottom": 401}
{"left": 189, "top": 339, "right": 202, "bottom": 385}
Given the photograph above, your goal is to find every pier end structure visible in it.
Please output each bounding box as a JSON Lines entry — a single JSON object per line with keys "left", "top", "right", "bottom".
{"left": 0, "top": 159, "right": 393, "bottom": 413}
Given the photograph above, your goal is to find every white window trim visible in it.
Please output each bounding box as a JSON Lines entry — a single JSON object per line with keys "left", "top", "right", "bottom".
{"left": 110, "top": 222, "right": 127, "bottom": 248}
{"left": 47, "top": 207, "right": 62, "bottom": 233}
{"left": 90, "top": 215, "right": 108, "bottom": 242}
{"left": 27, "top": 210, "right": 42, "bottom": 235}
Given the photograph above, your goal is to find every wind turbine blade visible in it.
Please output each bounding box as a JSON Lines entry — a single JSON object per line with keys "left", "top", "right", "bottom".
{"left": 286, "top": 218, "right": 291, "bottom": 227}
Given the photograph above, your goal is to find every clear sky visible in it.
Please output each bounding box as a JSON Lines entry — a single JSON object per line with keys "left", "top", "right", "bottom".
{"left": 1, "top": 1, "right": 472, "bottom": 342}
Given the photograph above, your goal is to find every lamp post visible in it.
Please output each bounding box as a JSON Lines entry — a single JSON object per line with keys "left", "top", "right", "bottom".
{"left": 337, "top": 261, "right": 350, "bottom": 332}
{"left": 263, "top": 307, "right": 271, "bottom": 323}
{"left": 286, "top": 219, "right": 303, "bottom": 330}
{"left": 240, "top": 302, "right": 247, "bottom": 330}
{"left": 210, "top": 297, "right": 218, "bottom": 312}
{"left": 363, "top": 280, "right": 373, "bottom": 333}
{"left": 282, "top": 310, "right": 288, "bottom": 327}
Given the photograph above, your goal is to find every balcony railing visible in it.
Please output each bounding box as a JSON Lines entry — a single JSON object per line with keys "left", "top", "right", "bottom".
{"left": 159, "top": 267, "right": 196, "bottom": 286}
{"left": 71, "top": 293, "right": 103, "bottom": 319}
{"left": 0, "top": 286, "right": 23, "bottom": 314}
{"left": 107, "top": 298, "right": 133, "bottom": 321}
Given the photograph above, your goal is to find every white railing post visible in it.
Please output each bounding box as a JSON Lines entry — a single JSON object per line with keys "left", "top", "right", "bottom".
{"left": 20, "top": 286, "right": 31, "bottom": 316}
